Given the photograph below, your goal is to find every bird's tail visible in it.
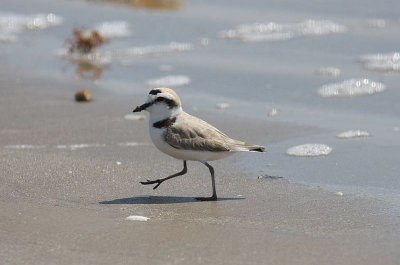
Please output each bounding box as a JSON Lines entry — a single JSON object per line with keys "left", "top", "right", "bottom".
{"left": 247, "top": 145, "right": 266, "bottom": 152}
{"left": 232, "top": 142, "right": 266, "bottom": 152}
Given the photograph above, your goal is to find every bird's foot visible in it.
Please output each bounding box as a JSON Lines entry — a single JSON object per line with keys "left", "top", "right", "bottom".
{"left": 195, "top": 195, "right": 218, "bottom": 201}
{"left": 140, "top": 179, "right": 163, "bottom": 190}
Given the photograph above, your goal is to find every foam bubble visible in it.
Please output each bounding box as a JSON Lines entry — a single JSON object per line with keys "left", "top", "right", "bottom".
{"left": 146, "top": 75, "right": 191, "bottom": 87}
{"left": 215, "top": 102, "right": 230, "bottom": 110}
{"left": 359, "top": 53, "right": 400, "bottom": 72}
{"left": 318, "top": 79, "right": 386, "bottom": 97}
{"left": 286, "top": 144, "right": 332, "bottom": 157}
{"left": 366, "top": 19, "right": 386, "bottom": 28}
{"left": 268, "top": 108, "right": 278, "bottom": 117}
{"left": 0, "top": 12, "right": 63, "bottom": 42}
{"left": 337, "top": 130, "right": 369, "bottom": 139}
{"left": 316, "top": 67, "right": 341, "bottom": 77}
{"left": 220, "top": 20, "right": 346, "bottom": 43}
{"left": 125, "top": 215, "right": 150, "bottom": 221}
{"left": 93, "top": 21, "right": 131, "bottom": 38}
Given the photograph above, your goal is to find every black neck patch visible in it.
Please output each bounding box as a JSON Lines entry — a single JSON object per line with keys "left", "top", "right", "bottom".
{"left": 153, "top": 117, "right": 177, "bottom": 129}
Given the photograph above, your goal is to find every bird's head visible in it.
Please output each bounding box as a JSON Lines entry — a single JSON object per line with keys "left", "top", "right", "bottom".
{"left": 133, "top": 87, "right": 182, "bottom": 120}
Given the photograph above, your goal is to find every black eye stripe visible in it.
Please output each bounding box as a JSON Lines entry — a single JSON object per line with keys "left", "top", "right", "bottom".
{"left": 149, "top": 89, "right": 161, "bottom": 95}
{"left": 154, "top": 96, "right": 178, "bottom": 108}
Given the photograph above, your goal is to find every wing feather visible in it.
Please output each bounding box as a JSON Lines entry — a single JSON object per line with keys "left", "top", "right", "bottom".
{"left": 163, "top": 113, "right": 238, "bottom": 152}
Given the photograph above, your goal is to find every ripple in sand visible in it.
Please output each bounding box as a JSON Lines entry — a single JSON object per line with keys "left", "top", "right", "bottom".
{"left": 359, "top": 52, "right": 400, "bottom": 72}
{"left": 125, "top": 215, "right": 150, "bottom": 221}
{"left": 286, "top": 144, "right": 332, "bottom": 157}
{"left": 117, "top": 142, "right": 147, "bottom": 147}
{"left": 220, "top": 20, "right": 346, "bottom": 43}
{"left": 318, "top": 79, "right": 386, "bottom": 97}
{"left": 0, "top": 12, "right": 63, "bottom": 42}
{"left": 337, "top": 130, "right": 369, "bottom": 139}
{"left": 56, "top": 144, "right": 106, "bottom": 150}
{"left": 4, "top": 145, "right": 46, "bottom": 149}
{"left": 146, "top": 75, "right": 191, "bottom": 87}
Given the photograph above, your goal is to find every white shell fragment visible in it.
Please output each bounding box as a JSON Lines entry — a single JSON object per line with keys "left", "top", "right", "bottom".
{"left": 335, "top": 191, "right": 344, "bottom": 196}
{"left": 220, "top": 20, "right": 346, "bottom": 43}
{"left": 318, "top": 79, "right": 386, "bottom": 97}
{"left": 125, "top": 215, "right": 150, "bottom": 221}
{"left": 124, "top": 114, "right": 145, "bottom": 121}
{"left": 286, "top": 144, "right": 332, "bottom": 157}
{"left": 337, "top": 130, "right": 370, "bottom": 139}
{"left": 146, "top": 75, "right": 191, "bottom": 87}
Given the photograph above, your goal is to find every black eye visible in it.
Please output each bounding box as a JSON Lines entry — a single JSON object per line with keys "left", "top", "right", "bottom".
{"left": 156, "top": 97, "right": 164, "bottom": 102}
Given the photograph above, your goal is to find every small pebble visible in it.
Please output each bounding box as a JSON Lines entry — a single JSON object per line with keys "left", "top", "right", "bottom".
{"left": 335, "top": 191, "right": 344, "bottom": 196}
{"left": 75, "top": 89, "right": 93, "bottom": 102}
{"left": 116, "top": 161, "right": 122, "bottom": 165}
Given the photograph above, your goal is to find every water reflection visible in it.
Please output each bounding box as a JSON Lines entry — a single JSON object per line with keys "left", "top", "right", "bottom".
{"left": 75, "top": 61, "right": 108, "bottom": 80}
{"left": 90, "top": 0, "right": 182, "bottom": 11}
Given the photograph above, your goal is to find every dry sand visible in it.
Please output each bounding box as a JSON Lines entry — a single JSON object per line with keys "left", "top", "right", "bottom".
{"left": 1, "top": 67, "right": 399, "bottom": 264}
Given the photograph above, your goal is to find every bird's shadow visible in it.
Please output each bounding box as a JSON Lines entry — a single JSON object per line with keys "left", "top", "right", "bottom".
{"left": 99, "top": 195, "right": 244, "bottom": 205}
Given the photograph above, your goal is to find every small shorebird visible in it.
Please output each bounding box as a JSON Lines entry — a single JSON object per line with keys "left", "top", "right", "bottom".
{"left": 133, "top": 88, "right": 265, "bottom": 201}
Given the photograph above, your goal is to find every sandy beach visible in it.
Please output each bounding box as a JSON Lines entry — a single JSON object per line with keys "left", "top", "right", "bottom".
{"left": 2, "top": 0, "right": 400, "bottom": 263}
{"left": 1, "top": 66, "right": 399, "bottom": 264}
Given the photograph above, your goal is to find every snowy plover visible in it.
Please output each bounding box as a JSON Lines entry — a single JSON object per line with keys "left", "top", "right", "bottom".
{"left": 133, "top": 88, "right": 265, "bottom": 201}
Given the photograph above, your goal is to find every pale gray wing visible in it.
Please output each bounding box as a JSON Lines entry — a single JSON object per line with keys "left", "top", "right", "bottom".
{"left": 163, "top": 113, "right": 237, "bottom": 152}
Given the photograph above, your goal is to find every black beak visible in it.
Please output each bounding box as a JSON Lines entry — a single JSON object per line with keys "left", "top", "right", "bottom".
{"left": 133, "top": 102, "right": 152, "bottom": 112}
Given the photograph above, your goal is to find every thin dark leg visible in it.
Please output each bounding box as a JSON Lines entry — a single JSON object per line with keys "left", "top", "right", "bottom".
{"left": 140, "top": 160, "right": 187, "bottom": 190}
{"left": 195, "top": 161, "right": 218, "bottom": 201}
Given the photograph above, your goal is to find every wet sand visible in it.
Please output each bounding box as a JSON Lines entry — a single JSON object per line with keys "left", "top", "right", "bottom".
{"left": 1, "top": 67, "right": 399, "bottom": 264}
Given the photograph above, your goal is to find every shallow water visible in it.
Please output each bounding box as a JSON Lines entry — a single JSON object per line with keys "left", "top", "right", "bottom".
{"left": 2, "top": 0, "right": 400, "bottom": 206}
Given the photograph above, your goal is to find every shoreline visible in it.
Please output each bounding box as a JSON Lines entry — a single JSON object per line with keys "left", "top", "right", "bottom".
{"left": 1, "top": 66, "right": 400, "bottom": 264}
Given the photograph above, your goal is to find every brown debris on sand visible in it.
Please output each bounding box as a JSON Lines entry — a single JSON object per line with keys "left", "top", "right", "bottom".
{"left": 68, "top": 29, "right": 108, "bottom": 54}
